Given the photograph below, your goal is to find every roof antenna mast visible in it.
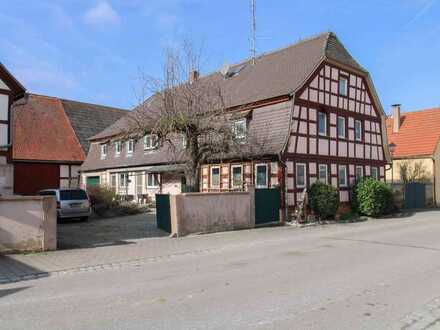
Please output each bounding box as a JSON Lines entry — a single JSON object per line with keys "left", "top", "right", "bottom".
{"left": 250, "top": 0, "right": 256, "bottom": 65}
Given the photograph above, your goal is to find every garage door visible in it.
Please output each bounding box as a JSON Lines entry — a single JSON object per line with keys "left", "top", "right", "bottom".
{"left": 86, "top": 176, "right": 100, "bottom": 187}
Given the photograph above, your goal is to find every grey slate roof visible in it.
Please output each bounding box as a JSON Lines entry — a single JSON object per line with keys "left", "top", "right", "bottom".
{"left": 61, "top": 99, "right": 128, "bottom": 154}
{"left": 82, "top": 32, "right": 370, "bottom": 172}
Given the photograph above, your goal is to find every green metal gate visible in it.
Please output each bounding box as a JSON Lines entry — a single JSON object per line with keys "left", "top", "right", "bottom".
{"left": 156, "top": 194, "right": 171, "bottom": 233}
{"left": 255, "top": 188, "right": 281, "bottom": 225}
{"left": 404, "top": 183, "right": 426, "bottom": 209}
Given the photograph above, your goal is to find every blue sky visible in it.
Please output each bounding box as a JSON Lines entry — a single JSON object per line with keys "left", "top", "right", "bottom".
{"left": 0, "top": 0, "right": 439, "bottom": 113}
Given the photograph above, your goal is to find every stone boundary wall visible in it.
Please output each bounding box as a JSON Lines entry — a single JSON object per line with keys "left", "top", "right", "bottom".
{"left": 169, "top": 188, "right": 255, "bottom": 237}
{"left": 0, "top": 196, "right": 57, "bottom": 253}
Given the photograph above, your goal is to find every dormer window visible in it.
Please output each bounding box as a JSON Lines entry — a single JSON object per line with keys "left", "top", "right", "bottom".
{"left": 144, "top": 134, "right": 158, "bottom": 150}
{"left": 339, "top": 76, "right": 348, "bottom": 96}
{"left": 126, "top": 139, "right": 134, "bottom": 156}
{"left": 114, "top": 141, "right": 122, "bottom": 157}
{"left": 233, "top": 119, "right": 247, "bottom": 141}
{"left": 100, "top": 143, "right": 108, "bottom": 159}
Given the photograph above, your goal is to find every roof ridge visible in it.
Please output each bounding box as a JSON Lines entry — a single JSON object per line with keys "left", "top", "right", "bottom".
{"left": 199, "top": 31, "right": 332, "bottom": 79}
{"left": 399, "top": 107, "right": 440, "bottom": 115}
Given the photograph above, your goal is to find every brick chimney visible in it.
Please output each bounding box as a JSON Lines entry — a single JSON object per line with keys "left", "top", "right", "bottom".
{"left": 392, "top": 104, "right": 401, "bottom": 133}
{"left": 189, "top": 70, "right": 199, "bottom": 84}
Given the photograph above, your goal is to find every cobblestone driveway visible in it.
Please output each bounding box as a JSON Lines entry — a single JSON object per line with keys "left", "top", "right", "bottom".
{"left": 57, "top": 212, "right": 167, "bottom": 249}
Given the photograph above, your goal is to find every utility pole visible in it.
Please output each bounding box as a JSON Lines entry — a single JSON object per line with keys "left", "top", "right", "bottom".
{"left": 250, "top": 0, "right": 256, "bottom": 65}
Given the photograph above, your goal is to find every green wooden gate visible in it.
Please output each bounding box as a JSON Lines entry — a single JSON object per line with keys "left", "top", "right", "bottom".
{"left": 156, "top": 194, "right": 171, "bottom": 233}
{"left": 404, "top": 183, "right": 426, "bottom": 209}
{"left": 86, "top": 176, "right": 100, "bottom": 187}
{"left": 255, "top": 188, "right": 281, "bottom": 225}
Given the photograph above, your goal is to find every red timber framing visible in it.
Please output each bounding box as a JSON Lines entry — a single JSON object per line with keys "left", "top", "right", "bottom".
{"left": 284, "top": 60, "right": 387, "bottom": 209}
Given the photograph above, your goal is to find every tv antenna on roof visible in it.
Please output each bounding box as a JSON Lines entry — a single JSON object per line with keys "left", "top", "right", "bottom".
{"left": 250, "top": 0, "right": 256, "bottom": 65}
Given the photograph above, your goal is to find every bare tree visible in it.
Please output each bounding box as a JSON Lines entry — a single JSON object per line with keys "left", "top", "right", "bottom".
{"left": 399, "top": 160, "right": 429, "bottom": 184}
{"left": 125, "top": 43, "right": 244, "bottom": 192}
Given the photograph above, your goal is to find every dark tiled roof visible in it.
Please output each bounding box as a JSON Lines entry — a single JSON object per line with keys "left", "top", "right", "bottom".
{"left": 61, "top": 99, "right": 128, "bottom": 154}
{"left": 82, "top": 32, "right": 369, "bottom": 172}
{"left": 91, "top": 32, "right": 364, "bottom": 142}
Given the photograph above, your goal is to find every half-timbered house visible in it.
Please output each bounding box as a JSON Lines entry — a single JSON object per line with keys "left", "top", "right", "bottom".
{"left": 81, "top": 32, "right": 391, "bottom": 214}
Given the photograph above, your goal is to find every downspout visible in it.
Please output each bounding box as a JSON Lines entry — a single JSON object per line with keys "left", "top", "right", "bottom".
{"left": 278, "top": 95, "right": 296, "bottom": 223}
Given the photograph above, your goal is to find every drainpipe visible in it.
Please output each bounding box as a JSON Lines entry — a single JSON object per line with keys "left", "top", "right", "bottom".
{"left": 278, "top": 152, "right": 288, "bottom": 223}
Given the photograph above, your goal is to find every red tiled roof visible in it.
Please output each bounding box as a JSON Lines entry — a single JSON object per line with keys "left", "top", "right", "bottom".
{"left": 386, "top": 108, "right": 440, "bottom": 158}
{"left": 12, "top": 94, "right": 85, "bottom": 162}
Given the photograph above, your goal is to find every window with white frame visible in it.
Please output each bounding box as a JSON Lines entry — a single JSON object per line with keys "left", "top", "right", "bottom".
{"left": 114, "top": 141, "right": 122, "bottom": 156}
{"left": 210, "top": 166, "right": 220, "bottom": 188}
{"left": 233, "top": 119, "right": 247, "bottom": 141}
{"left": 337, "top": 116, "right": 346, "bottom": 139}
{"left": 119, "top": 173, "right": 129, "bottom": 187}
{"left": 255, "top": 164, "right": 268, "bottom": 188}
{"left": 318, "top": 164, "right": 328, "bottom": 184}
{"left": 126, "top": 139, "right": 134, "bottom": 156}
{"left": 100, "top": 143, "right": 108, "bottom": 159}
{"left": 144, "top": 134, "right": 158, "bottom": 150}
{"left": 339, "top": 76, "right": 348, "bottom": 96}
{"left": 338, "top": 165, "right": 348, "bottom": 187}
{"left": 182, "top": 135, "right": 187, "bottom": 149}
{"left": 296, "top": 163, "right": 306, "bottom": 188}
{"left": 231, "top": 165, "right": 243, "bottom": 188}
{"left": 355, "top": 120, "right": 362, "bottom": 141}
{"left": 110, "top": 174, "right": 117, "bottom": 191}
{"left": 371, "top": 167, "right": 379, "bottom": 180}
{"left": 355, "top": 166, "right": 363, "bottom": 182}
{"left": 146, "top": 173, "right": 160, "bottom": 188}
{"left": 318, "top": 112, "right": 327, "bottom": 136}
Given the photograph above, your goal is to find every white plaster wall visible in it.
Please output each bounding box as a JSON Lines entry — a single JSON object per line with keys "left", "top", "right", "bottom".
{"left": 0, "top": 94, "right": 9, "bottom": 121}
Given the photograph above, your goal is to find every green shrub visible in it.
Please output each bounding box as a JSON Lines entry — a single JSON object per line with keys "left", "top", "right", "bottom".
{"left": 309, "top": 182, "right": 339, "bottom": 220}
{"left": 354, "top": 178, "right": 393, "bottom": 217}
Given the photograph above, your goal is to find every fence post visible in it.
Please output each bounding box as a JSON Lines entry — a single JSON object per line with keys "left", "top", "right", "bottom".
{"left": 246, "top": 184, "right": 256, "bottom": 227}
{"left": 169, "top": 194, "right": 180, "bottom": 237}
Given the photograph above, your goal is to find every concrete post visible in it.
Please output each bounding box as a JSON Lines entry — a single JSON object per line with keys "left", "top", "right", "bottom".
{"left": 245, "top": 184, "right": 256, "bottom": 227}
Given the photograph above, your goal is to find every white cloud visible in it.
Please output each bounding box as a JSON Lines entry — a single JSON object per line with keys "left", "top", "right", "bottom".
{"left": 83, "top": 1, "right": 121, "bottom": 26}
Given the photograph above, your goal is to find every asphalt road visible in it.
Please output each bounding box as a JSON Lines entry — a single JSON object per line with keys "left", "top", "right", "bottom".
{"left": 2, "top": 210, "right": 440, "bottom": 329}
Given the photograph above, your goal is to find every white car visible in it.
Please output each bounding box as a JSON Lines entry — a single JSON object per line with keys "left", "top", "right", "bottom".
{"left": 38, "top": 188, "right": 91, "bottom": 221}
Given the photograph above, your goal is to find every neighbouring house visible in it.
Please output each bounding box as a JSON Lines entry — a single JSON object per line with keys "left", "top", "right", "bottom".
{"left": 0, "top": 63, "right": 26, "bottom": 195}
{"left": 386, "top": 105, "right": 440, "bottom": 206}
{"left": 81, "top": 32, "right": 391, "bottom": 214}
{"left": 11, "top": 94, "right": 127, "bottom": 195}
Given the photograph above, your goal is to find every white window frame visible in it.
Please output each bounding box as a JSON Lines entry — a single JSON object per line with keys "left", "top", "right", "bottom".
{"left": 338, "top": 165, "right": 348, "bottom": 187}
{"left": 126, "top": 139, "right": 134, "bottom": 156}
{"left": 318, "top": 112, "right": 327, "bottom": 136}
{"left": 231, "top": 164, "right": 243, "bottom": 189}
{"left": 100, "top": 143, "right": 108, "bottom": 159}
{"left": 296, "top": 163, "right": 307, "bottom": 188}
{"left": 337, "top": 116, "right": 346, "bottom": 139}
{"left": 144, "top": 134, "right": 158, "bottom": 150}
{"left": 110, "top": 174, "right": 117, "bottom": 191}
{"left": 233, "top": 119, "right": 247, "bottom": 141}
{"left": 339, "top": 76, "right": 348, "bottom": 96}
{"left": 210, "top": 166, "right": 221, "bottom": 189}
{"left": 146, "top": 173, "right": 160, "bottom": 188}
{"left": 255, "top": 163, "right": 268, "bottom": 188}
{"left": 355, "top": 166, "right": 363, "bottom": 182}
{"left": 119, "top": 173, "right": 129, "bottom": 187}
{"left": 318, "top": 164, "right": 328, "bottom": 184}
{"left": 371, "top": 167, "right": 379, "bottom": 180}
{"left": 114, "top": 141, "right": 122, "bottom": 157}
{"left": 182, "top": 135, "right": 187, "bottom": 149}
{"left": 355, "top": 120, "right": 362, "bottom": 141}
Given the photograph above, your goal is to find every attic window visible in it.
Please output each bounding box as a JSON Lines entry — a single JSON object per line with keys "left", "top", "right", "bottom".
{"left": 233, "top": 119, "right": 247, "bottom": 141}
{"left": 144, "top": 134, "right": 158, "bottom": 150}
{"left": 100, "top": 143, "right": 108, "bottom": 159}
